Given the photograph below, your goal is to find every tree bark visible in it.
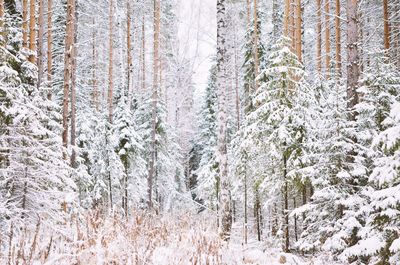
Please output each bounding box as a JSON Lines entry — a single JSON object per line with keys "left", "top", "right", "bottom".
{"left": 317, "top": 0, "right": 322, "bottom": 72}
{"left": 383, "top": 0, "right": 390, "bottom": 51}
{"left": 0, "top": 0, "right": 4, "bottom": 45}
{"left": 325, "top": 0, "right": 331, "bottom": 75}
{"left": 335, "top": 0, "right": 341, "bottom": 77}
{"left": 28, "top": 0, "right": 36, "bottom": 64}
{"left": 346, "top": 0, "right": 359, "bottom": 115}
{"left": 141, "top": 15, "right": 146, "bottom": 92}
{"left": 70, "top": 0, "right": 78, "bottom": 168}
{"left": 22, "top": 0, "right": 28, "bottom": 48}
{"left": 284, "top": 0, "right": 290, "bottom": 37}
{"left": 253, "top": 0, "right": 259, "bottom": 90}
{"left": 127, "top": 1, "right": 132, "bottom": 99}
{"left": 47, "top": 0, "right": 53, "bottom": 99}
{"left": 283, "top": 155, "right": 289, "bottom": 252}
{"left": 295, "top": 0, "right": 302, "bottom": 62}
{"left": 108, "top": 0, "right": 114, "bottom": 123}
{"left": 37, "top": 0, "right": 44, "bottom": 87}
{"left": 62, "top": 0, "right": 75, "bottom": 154}
{"left": 148, "top": 0, "right": 160, "bottom": 209}
{"left": 217, "top": 0, "right": 232, "bottom": 241}
{"left": 92, "top": 17, "right": 98, "bottom": 111}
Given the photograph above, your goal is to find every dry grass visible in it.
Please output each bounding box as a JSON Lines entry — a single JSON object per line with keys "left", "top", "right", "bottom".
{"left": 1, "top": 210, "right": 225, "bottom": 265}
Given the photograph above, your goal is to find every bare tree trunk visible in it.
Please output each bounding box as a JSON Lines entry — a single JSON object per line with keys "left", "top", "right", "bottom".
{"left": 108, "top": 0, "right": 114, "bottom": 123}
{"left": 293, "top": 197, "right": 298, "bottom": 241}
{"left": 141, "top": 15, "right": 146, "bottom": 92}
{"left": 62, "top": 0, "right": 75, "bottom": 155}
{"left": 384, "top": 0, "right": 390, "bottom": 51}
{"left": 70, "top": 0, "right": 78, "bottom": 168}
{"left": 253, "top": 0, "right": 259, "bottom": 90}
{"left": 148, "top": 0, "right": 160, "bottom": 209}
{"left": 335, "top": 0, "right": 341, "bottom": 77}
{"left": 47, "top": 0, "right": 53, "bottom": 99}
{"left": 28, "top": 0, "right": 36, "bottom": 64}
{"left": 37, "top": 0, "right": 44, "bottom": 87}
{"left": 346, "top": 0, "right": 359, "bottom": 115}
{"left": 325, "top": 0, "right": 331, "bottom": 75}
{"left": 295, "top": 0, "right": 302, "bottom": 62}
{"left": 233, "top": 24, "right": 240, "bottom": 131}
{"left": 22, "top": 0, "right": 28, "bottom": 48}
{"left": 284, "top": 0, "right": 290, "bottom": 37}
{"left": 0, "top": 0, "right": 4, "bottom": 45}
{"left": 246, "top": 0, "right": 250, "bottom": 27}
{"left": 127, "top": 1, "right": 132, "bottom": 99}
{"left": 217, "top": 0, "right": 232, "bottom": 241}
{"left": 317, "top": 0, "right": 322, "bottom": 72}
{"left": 283, "top": 154, "right": 289, "bottom": 252}
{"left": 92, "top": 17, "right": 99, "bottom": 111}
{"left": 290, "top": 0, "right": 295, "bottom": 50}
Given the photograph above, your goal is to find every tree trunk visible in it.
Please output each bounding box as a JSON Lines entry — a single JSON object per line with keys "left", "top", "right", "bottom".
{"left": 283, "top": 155, "right": 289, "bottom": 252}
{"left": 92, "top": 17, "right": 98, "bottom": 111}
{"left": 148, "top": 0, "right": 160, "bottom": 209}
{"left": 47, "top": 0, "right": 53, "bottom": 99}
{"left": 284, "top": 0, "right": 290, "bottom": 37}
{"left": 346, "top": 0, "right": 359, "bottom": 115}
{"left": 317, "top": 0, "right": 322, "bottom": 72}
{"left": 108, "top": 0, "right": 113, "bottom": 123}
{"left": 253, "top": 0, "right": 259, "bottom": 90}
{"left": 383, "top": 0, "right": 390, "bottom": 51}
{"left": 62, "top": 0, "right": 75, "bottom": 155}
{"left": 22, "top": 0, "right": 28, "bottom": 48}
{"left": 127, "top": 1, "right": 132, "bottom": 99}
{"left": 335, "top": 0, "right": 341, "bottom": 77}
{"left": 37, "top": 0, "right": 44, "bottom": 88}
{"left": 141, "top": 15, "right": 146, "bottom": 92}
{"left": 0, "top": 0, "right": 4, "bottom": 45}
{"left": 217, "top": 0, "right": 232, "bottom": 241}
{"left": 70, "top": 0, "right": 78, "bottom": 168}
{"left": 295, "top": 0, "right": 302, "bottom": 62}
{"left": 28, "top": 0, "right": 36, "bottom": 64}
{"left": 325, "top": 0, "right": 331, "bottom": 75}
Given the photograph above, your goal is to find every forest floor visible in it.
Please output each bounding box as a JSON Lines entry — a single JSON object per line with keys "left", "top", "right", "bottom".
{"left": 3, "top": 211, "right": 339, "bottom": 265}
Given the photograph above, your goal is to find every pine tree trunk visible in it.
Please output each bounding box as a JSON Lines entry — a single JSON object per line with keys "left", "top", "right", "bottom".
{"left": 0, "top": 0, "right": 4, "bottom": 45}
{"left": 141, "top": 15, "right": 146, "bottom": 92}
{"left": 28, "top": 0, "right": 36, "bottom": 63}
{"left": 317, "top": 0, "right": 322, "bottom": 72}
{"left": 92, "top": 17, "right": 98, "bottom": 111}
{"left": 217, "top": 0, "right": 232, "bottom": 241}
{"left": 284, "top": 0, "right": 290, "bottom": 37}
{"left": 383, "top": 0, "right": 390, "bottom": 51}
{"left": 253, "top": 0, "right": 259, "bottom": 90}
{"left": 283, "top": 155, "right": 289, "bottom": 252}
{"left": 70, "top": 0, "right": 78, "bottom": 168}
{"left": 22, "top": 0, "right": 28, "bottom": 48}
{"left": 290, "top": 0, "right": 295, "bottom": 50}
{"left": 295, "top": 0, "right": 302, "bottom": 62}
{"left": 346, "top": 0, "right": 359, "bottom": 115}
{"left": 335, "top": 0, "right": 341, "bottom": 77}
{"left": 62, "top": 0, "right": 75, "bottom": 154}
{"left": 37, "top": 0, "right": 44, "bottom": 87}
{"left": 127, "top": 1, "right": 132, "bottom": 99}
{"left": 148, "top": 0, "right": 160, "bottom": 209}
{"left": 47, "top": 0, "right": 53, "bottom": 99}
{"left": 325, "top": 0, "right": 331, "bottom": 75}
{"left": 108, "top": 0, "right": 113, "bottom": 123}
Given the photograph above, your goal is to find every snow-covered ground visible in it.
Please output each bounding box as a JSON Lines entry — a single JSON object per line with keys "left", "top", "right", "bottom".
{"left": 2, "top": 211, "right": 340, "bottom": 265}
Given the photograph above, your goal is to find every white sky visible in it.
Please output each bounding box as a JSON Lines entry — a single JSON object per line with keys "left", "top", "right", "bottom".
{"left": 176, "top": 0, "right": 216, "bottom": 92}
